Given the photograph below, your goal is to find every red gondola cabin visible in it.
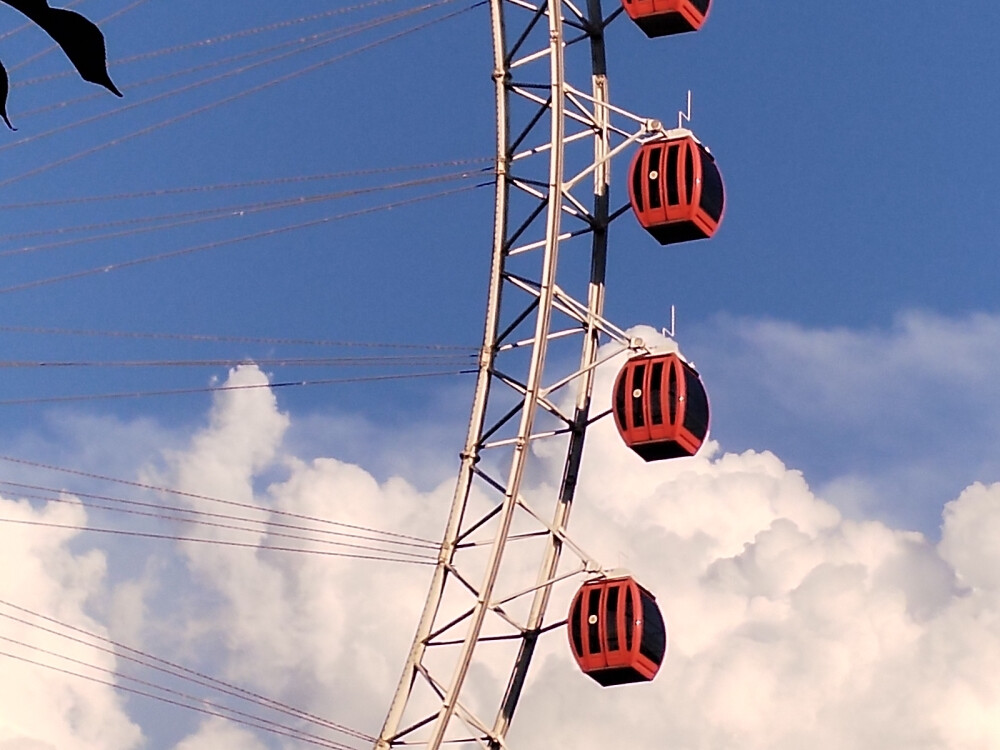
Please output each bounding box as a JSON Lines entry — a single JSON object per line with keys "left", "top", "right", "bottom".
{"left": 568, "top": 575, "right": 667, "bottom": 686}
{"left": 628, "top": 131, "right": 724, "bottom": 246}
{"left": 621, "top": 0, "right": 712, "bottom": 38}
{"left": 613, "top": 352, "right": 709, "bottom": 461}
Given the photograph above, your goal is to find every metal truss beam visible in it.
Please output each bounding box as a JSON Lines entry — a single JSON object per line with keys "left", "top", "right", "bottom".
{"left": 374, "top": 0, "right": 662, "bottom": 747}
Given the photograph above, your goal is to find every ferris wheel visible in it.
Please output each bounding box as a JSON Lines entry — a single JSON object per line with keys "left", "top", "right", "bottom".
{"left": 374, "top": 0, "right": 723, "bottom": 747}
{"left": 0, "top": 1, "right": 724, "bottom": 747}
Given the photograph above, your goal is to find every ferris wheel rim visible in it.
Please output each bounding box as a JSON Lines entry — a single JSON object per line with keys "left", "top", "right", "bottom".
{"left": 374, "top": 0, "right": 632, "bottom": 746}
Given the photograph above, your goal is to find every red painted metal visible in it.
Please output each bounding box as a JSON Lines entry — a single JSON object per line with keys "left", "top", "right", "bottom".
{"left": 612, "top": 352, "right": 709, "bottom": 461}
{"left": 620, "top": 0, "right": 711, "bottom": 38}
{"left": 628, "top": 133, "right": 724, "bottom": 246}
{"left": 568, "top": 576, "right": 667, "bottom": 686}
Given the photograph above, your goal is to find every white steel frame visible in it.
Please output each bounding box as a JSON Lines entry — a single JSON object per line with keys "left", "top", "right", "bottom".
{"left": 375, "top": 1, "right": 673, "bottom": 747}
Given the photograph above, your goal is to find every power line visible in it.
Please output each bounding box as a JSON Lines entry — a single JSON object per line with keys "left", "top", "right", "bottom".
{"left": 0, "top": 157, "right": 492, "bottom": 210}
{"left": 0, "top": 369, "right": 473, "bottom": 405}
{"left": 0, "top": 169, "right": 487, "bottom": 254}
{"left": 0, "top": 0, "right": 84, "bottom": 45}
{"left": 0, "top": 632, "right": 363, "bottom": 750}
{"left": 0, "top": 0, "right": 479, "bottom": 188}
{"left": 0, "top": 324, "right": 477, "bottom": 351}
{"left": 5, "top": 2, "right": 431, "bottom": 149}
{"left": 0, "top": 517, "right": 437, "bottom": 564}
{"left": 0, "top": 479, "right": 439, "bottom": 552}
{"left": 13, "top": 0, "right": 407, "bottom": 88}
{"left": 0, "top": 354, "right": 473, "bottom": 368}
{"left": 0, "top": 598, "right": 376, "bottom": 743}
{"left": 5, "top": 0, "right": 151, "bottom": 75}
{"left": 4, "top": 491, "right": 438, "bottom": 559}
{"left": 16, "top": 23, "right": 362, "bottom": 120}
{"left": 0, "top": 454, "right": 437, "bottom": 545}
{"left": 0, "top": 182, "right": 488, "bottom": 294}
{"left": 0, "top": 648, "right": 365, "bottom": 750}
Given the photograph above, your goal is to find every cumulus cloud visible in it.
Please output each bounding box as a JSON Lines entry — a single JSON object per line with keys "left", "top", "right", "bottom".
{"left": 507, "top": 332, "right": 1000, "bottom": 749}
{"left": 686, "top": 310, "right": 1000, "bottom": 532}
{"left": 2, "top": 339, "right": 1000, "bottom": 749}
{"left": 143, "top": 365, "right": 448, "bottom": 744}
{"left": 0, "top": 494, "right": 142, "bottom": 750}
{"left": 172, "top": 718, "right": 269, "bottom": 750}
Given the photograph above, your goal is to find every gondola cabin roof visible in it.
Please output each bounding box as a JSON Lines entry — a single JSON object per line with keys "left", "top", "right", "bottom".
{"left": 568, "top": 575, "right": 668, "bottom": 686}
{"left": 628, "top": 130, "right": 725, "bottom": 246}
{"left": 613, "top": 351, "right": 710, "bottom": 461}
{"left": 620, "top": 0, "right": 712, "bottom": 38}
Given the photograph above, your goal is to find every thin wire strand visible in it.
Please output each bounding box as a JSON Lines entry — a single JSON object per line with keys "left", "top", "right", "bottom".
{"left": 0, "top": 454, "right": 436, "bottom": 544}
{"left": 0, "top": 0, "right": 84, "bottom": 45}
{"left": 17, "top": 1, "right": 450, "bottom": 122}
{"left": 0, "top": 648, "right": 365, "bottom": 750}
{"left": 4, "top": 1, "right": 438, "bottom": 156}
{"left": 0, "top": 632, "right": 361, "bottom": 749}
{"left": 0, "top": 599, "right": 375, "bottom": 742}
{"left": 7, "top": 0, "right": 151, "bottom": 70}
{"left": 0, "top": 157, "right": 493, "bottom": 210}
{"left": 0, "top": 2, "right": 485, "bottom": 191}
{"left": 0, "top": 517, "right": 436, "bottom": 564}
{"left": 0, "top": 480, "right": 439, "bottom": 551}
{"left": 12, "top": 0, "right": 404, "bottom": 87}
{"left": 0, "top": 183, "right": 488, "bottom": 294}
{"left": 16, "top": 24, "right": 358, "bottom": 120}
{"left": 5, "top": 492, "right": 438, "bottom": 559}
{"left": 0, "top": 354, "right": 473, "bottom": 368}
{"left": 0, "top": 169, "right": 486, "bottom": 255}
{"left": 0, "top": 368, "right": 473, "bottom": 405}
{"left": 0, "top": 0, "right": 464, "bottom": 163}
{"left": 0, "top": 325, "right": 477, "bottom": 351}
{"left": 4, "top": 2, "right": 433, "bottom": 147}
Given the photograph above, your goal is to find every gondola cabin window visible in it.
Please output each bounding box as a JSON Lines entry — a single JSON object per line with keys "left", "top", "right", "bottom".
{"left": 628, "top": 131, "right": 725, "bottom": 246}
{"left": 613, "top": 352, "right": 710, "bottom": 461}
{"left": 568, "top": 576, "right": 668, "bottom": 686}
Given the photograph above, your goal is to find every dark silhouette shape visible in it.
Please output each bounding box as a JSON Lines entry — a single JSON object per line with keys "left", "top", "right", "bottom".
{"left": 0, "top": 60, "right": 14, "bottom": 129}
{"left": 0, "top": 0, "right": 120, "bottom": 129}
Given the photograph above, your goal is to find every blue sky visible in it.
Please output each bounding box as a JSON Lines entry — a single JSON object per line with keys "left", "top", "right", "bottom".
{"left": 2, "top": 2, "right": 1000, "bottom": 749}
{"left": 1, "top": 0, "right": 996, "bottom": 530}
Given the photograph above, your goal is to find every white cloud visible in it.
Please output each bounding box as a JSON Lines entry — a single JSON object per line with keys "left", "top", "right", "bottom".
{"left": 940, "top": 482, "right": 1000, "bottom": 592}
{"left": 0, "top": 495, "right": 143, "bottom": 750}
{"left": 172, "top": 718, "right": 269, "bottom": 750}
{"left": 3, "top": 331, "right": 1000, "bottom": 749}
{"left": 686, "top": 310, "right": 1000, "bottom": 531}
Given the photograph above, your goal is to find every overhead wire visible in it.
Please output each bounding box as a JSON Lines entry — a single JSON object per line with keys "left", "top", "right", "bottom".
{"left": 12, "top": 0, "right": 406, "bottom": 88}
{"left": 0, "top": 478, "right": 439, "bottom": 552}
{"left": 2, "top": 490, "right": 438, "bottom": 559}
{"left": 1, "top": 631, "right": 348, "bottom": 746}
{"left": 0, "top": 0, "right": 490, "bottom": 741}
{"left": 16, "top": 1, "right": 443, "bottom": 122}
{"left": 0, "top": 517, "right": 436, "bottom": 563}
{"left": 0, "top": 598, "right": 376, "bottom": 743}
{"left": 0, "top": 453, "right": 438, "bottom": 545}
{"left": 0, "top": 648, "right": 366, "bottom": 750}
{"left": 0, "top": 354, "right": 474, "bottom": 368}
{"left": 0, "top": 181, "right": 490, "bottom": 294}
{"left": 0, "top": 368, "right": 474, "bottom": 405}
{"left": 0, "top": 325, "right": 478, "bottom": 350}
{"left": 0, "top": 168, "right": 489, "bottom": 255}
{"left": 0, "top": 0, "right": 84, "bottom": 45}
{"left": 0, "top": 157, "right": 493, "bottom": 210}
{"left": 16, "top": 24, "right": 362, "bottom": 120}
{"left": 0, "top": 0, "right": 482, "bottom": 189}
{"left": 5, "top": 0, "right": 151, "bottom": 75}
{"left": 1, "top": 0, "right": 453, "bottom": 152}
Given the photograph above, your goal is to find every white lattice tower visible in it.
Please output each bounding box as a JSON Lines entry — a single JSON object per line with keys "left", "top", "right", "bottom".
{"left": 374, "top": 0, "right": 670, "bottom": 747}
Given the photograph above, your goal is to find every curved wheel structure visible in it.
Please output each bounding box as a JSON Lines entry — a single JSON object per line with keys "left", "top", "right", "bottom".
{"left": 375, "top": 1, "right": 673, "bottom": 747}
